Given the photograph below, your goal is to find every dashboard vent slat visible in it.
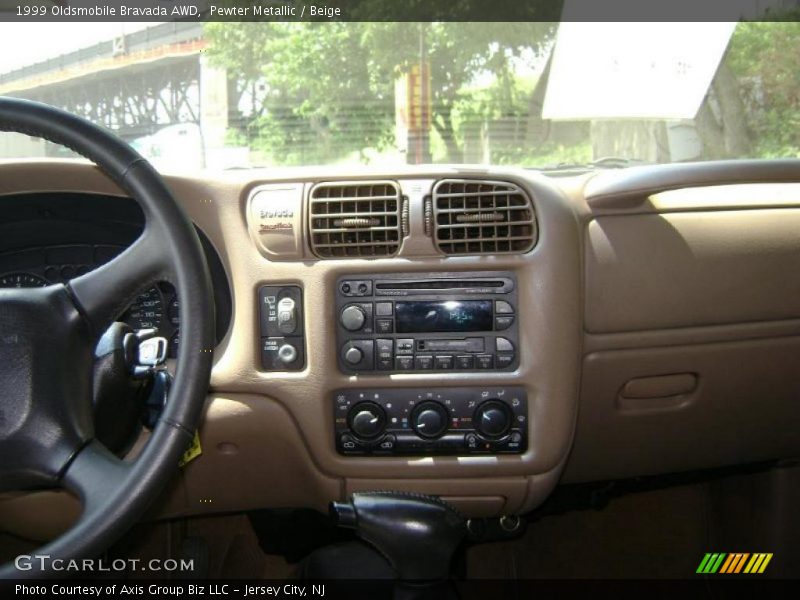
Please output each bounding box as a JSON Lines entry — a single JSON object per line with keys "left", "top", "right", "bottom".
{"left": 309, "top": 181, "right": 403, "bottom": 258}
{"left": 432, "top": 179, "right": 537, "bottom": 255}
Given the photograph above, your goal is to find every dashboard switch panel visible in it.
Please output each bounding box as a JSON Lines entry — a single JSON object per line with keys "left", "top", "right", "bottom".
{"left": 259, "top": 285, "right": 305, "bottom": 371}
{"left": 334, "top": 387, "right": 528, "bottom": 456}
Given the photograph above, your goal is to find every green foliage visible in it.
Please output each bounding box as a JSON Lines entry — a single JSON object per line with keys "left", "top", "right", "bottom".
{"left": 204, "top": 22, "right": 554, "bottom": 165}
{"left": 728, "top": 22, "right": 800, "bottom": 158}
{"left": 206, "top": 21, "right": 800, "bottom": 166}
{"left": 492, "top": 141, "right": 592, "bottom": 168}
{"left": 206, "top": 22, "right": 397, "bottom": 165}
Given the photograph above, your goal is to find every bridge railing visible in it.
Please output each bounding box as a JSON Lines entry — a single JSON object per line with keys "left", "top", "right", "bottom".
{"left": 0, "top": 22, "right": 203, "bottom": 85}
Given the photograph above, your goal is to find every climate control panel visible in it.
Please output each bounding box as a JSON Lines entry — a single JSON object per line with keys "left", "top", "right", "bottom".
{"left": 334, "top": 386, "right": 528, "bottom": 456}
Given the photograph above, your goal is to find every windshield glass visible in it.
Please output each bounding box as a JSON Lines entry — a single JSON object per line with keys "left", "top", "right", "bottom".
{"left": 0, "top": 21, "right": 797, "bottom": 170}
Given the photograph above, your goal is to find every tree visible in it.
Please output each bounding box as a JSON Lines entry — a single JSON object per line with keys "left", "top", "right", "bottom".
{"left": 204, "top": 22, "right": 555, "bottom": 164}
{"left": 726, "top": 21, "right": 800, "bottom": 157}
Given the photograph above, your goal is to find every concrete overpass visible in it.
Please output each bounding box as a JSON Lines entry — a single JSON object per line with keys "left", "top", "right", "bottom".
{"left": 0, "top": 22, "right": 232, "bottom": 164}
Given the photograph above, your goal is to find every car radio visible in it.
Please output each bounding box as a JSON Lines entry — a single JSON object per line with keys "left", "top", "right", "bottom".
{"left": 335, "top": 272, "right": 519, "bottom": 374}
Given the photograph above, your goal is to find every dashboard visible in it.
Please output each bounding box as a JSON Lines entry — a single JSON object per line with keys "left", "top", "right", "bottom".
{"left": 1, "top": 158, "right": 800, "bottom": 534}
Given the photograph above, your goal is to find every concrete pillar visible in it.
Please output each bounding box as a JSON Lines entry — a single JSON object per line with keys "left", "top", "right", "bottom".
{"left": 199, "top": 54, "right": 229, "bottom": 168}
{"left": 0, "top": 133, "right": 47, "bottom": 159}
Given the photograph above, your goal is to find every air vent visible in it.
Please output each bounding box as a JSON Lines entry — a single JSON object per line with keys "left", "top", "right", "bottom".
{"left": 309, "top": 181, "right": 403, "bottom": 258}
{"left": 433, "top": 179, "right": 537, "bottom": 255}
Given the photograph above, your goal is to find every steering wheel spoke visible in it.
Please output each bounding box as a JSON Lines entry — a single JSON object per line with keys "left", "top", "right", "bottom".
{"left": 61, "top": 441, "right": 131, "bottom": 512}
{"left": 67, "top": 228, "right": 168, "bottom": 338}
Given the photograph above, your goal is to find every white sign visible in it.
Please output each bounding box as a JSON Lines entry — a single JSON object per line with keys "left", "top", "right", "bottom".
{"left": 542, "top": 22, "right": 737, "bottom": 120}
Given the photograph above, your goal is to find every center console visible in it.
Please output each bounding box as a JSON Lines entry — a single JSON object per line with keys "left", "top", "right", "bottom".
{"left": 333, "top": 271, "right": 526, "bottom": 457}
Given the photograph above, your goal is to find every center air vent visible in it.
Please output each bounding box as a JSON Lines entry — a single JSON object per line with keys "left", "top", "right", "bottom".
{"left": 432, "top": 179, "right": 537, "bottom": 255}
{"left": 309, "top": 181, "right": 404, "bottom": 258}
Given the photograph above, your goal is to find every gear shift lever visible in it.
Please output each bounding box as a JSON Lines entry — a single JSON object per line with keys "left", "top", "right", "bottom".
{"left": 330, "top": 491, "right": 467, "bottom": 582}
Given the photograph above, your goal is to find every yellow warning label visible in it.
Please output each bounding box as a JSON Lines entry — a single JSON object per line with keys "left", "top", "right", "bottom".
{"left": 179, "top": 431, "right": 202, "bottom": 467}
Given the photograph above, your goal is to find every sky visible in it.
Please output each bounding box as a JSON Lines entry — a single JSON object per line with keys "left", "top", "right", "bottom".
{"left": 0, "top": 22, "right": 161, "bottom": 76}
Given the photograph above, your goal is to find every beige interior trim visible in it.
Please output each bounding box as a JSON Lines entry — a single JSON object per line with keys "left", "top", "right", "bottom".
{"left": 4, "top": 159, "right": 800, "bottom": 532}
{"left": 0, "top": 160, "right": 583, "bottom": 525}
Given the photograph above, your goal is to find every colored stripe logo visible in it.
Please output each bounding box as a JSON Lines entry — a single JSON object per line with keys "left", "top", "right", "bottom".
{"left": 697, "top": 553, "right": 773, "bottom": 574}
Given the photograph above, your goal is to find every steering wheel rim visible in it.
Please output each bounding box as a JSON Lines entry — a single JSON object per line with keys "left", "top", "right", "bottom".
{"left": 0, "top": 97, "right": 215, "bottom": 578}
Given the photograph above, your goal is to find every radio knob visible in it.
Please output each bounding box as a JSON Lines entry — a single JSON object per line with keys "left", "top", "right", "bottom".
{"left": 474, "top": 401, "right": 512, "bottom": 439}
{"left": 348, "top": 402, "right": 386, "bottom": 440}
{"left": 411, "top": 401, "right": 449, "bottom": 439}
{"left": 341, "top": 305, "right": 367, "bottom": 331}
{"left": 343, "top": 346, "right": 364, "bottom": 365}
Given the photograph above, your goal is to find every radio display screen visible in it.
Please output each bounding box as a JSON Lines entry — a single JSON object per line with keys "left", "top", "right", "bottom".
{"left": 395, "top": 300, "right": 493, "bottom": 333}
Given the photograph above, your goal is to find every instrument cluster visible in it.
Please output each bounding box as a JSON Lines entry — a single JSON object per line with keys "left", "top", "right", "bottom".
{"left": 0, "top": 247, "right": 181, "bottom": 358}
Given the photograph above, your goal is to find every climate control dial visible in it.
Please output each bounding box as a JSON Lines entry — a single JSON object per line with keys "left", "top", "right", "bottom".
{"left": 411, "top": 401, "right": 449, "bottom": 439}
{"left": 347, "top": 402, "right": 386, "bottom": 440}
{"left": 474, "top": 400, "right": 512, "bottom": 439}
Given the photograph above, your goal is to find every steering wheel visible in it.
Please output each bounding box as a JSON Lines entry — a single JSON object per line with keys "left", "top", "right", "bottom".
{"left": 0, "top": 98, "right": 215, "bottom": 578}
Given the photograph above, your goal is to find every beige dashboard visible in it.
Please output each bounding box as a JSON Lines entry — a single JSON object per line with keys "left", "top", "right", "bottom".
{"left": 2, "top": 158, "right": 800, "bottom": 539}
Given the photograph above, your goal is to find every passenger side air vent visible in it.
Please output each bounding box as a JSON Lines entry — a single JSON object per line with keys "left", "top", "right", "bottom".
{"left": 309, "top": 181, "right": 404, "bottom": 258}
{"left": 433, "top": 179, "right": 537, "bottom": 255}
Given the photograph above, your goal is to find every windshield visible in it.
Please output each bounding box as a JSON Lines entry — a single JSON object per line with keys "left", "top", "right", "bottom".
{"left": 0, "top": 21, "right": 797, "bottom": 171}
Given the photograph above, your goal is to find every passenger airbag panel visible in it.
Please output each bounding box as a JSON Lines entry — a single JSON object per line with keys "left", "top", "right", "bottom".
{"left": 585, "top": 209, "right": 800, "bottom": 333}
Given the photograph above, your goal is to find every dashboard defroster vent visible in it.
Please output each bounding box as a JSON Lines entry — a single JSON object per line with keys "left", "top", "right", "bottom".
{"left": 309, "top": 181, "right": 403, "bottom": 258}
{"left": 433, "top": 180, "right": 537, "bottom": 255}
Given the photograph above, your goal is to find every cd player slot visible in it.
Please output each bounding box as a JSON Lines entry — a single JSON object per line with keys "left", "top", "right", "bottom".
{"left": 375, "top": 279, "right": 506, "bottom": 290}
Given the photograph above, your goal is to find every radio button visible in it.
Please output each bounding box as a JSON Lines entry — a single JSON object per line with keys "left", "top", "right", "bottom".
{"left": 496, "top": 300, "right": 514, "bottom": 314}
{"left": 396, "top": 339, "right": 414, "bottom": 355}
{"left": 495, "top": 315, "right": 514, "bottom": 331}
{"left": 375, "top": 302, "right": 393, "bottom": 316}
{"left": 415, "top": 355, "right": 434, "bottom": 370}
{"left": 341, "top": 305, "right": 367, "bottom": 331}
{"left": 455, "top": 355, "right": 474, "bottom": 369}
{"left": 476, "top": 354, "right": 494, "bottom": 369}
{"left": 395, "top": 355, "right": 414, "bottom": 371}
{"left": 375, "top": 318, "right": 393, "bottom": 334}
{"left": 496, "top": 354, "right": 515, "bottom": 369}
{"left": 376, "top": 339, "right": 394, "bottom": 371}
{"left": 340, "top": 280, "right": 372, "bottom": 297}
{"left": 496, "top": 337, "right": 514, "bottom": 353}
{"left": 434, "top": 355, "right": 454, "bottom": 370}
